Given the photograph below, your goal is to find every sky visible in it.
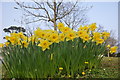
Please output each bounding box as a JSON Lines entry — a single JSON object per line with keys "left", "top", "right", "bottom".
{"left": 0, "top": 1, "right": 119, "bottom": 43}
{"left": 86, "top": 2, "right": 118, "bottom": 38}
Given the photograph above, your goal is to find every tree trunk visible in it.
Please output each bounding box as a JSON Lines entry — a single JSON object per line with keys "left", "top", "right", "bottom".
{"left": 53, "top": 0, "right": 57, "bottom": 31}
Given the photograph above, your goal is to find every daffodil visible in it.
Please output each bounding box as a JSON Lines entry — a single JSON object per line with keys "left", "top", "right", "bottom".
{"left": 66, "top": 31, "right": 76, "bottom": 41}
{"left": 34, "top": 28, "right": 48, "bottom": 39}
{"left": 96, "top": 38, "right": 104, "bottom": 45}
{"left": 110, "top": 46, "right": 118, "bottom": 54}
{"left": 77, "top": 30, "right": 87, "bottom": 38}
{"left": 102, "top": 32, "right": 110, "bottom": 40}
{"left": 18, "top": 32, "right": 24, "bottom": 38}
{"left": 9, "top": 36, "right": 18, "bottom": 45}
{"left": 5, "top": 36, "right": 10, "bottom": 40}
{"left": 29, "top": 36, "right": 39, "bottom": 44}
{"left": 22, "top": 41, "right": 29, "bottom": 48}
{"left": 10, "top": 33, "right": 18, "bottom": 37}
{"left": 78, "top": 25, "right": 89, "bottom": 31}
{"left": 38, "top": 39, "right": 52, "bottom": 51}
{"left": 17, "top": 40, "right": 21, "bottom": 45}
{"left": 78, "top": 25, "right": 83, "bottom": 31}
{"left": 49, "top": 33, "right": 59, "bottom": 43}
{"left": 45, "top": 33, "right": 51, "bottom": 40}
{"left": 5, "top": 42, "right": 10, "bottom": 46}
{"left": 34, "top": 28, "right": 42, "bottom": 38}
{"left": 60, "top": 27, "right": 71, "bottom": 33}
{"left": 59, "top": 33, "right": 65, "bottom": 41}
{"left": 0, "top": 43, "right": 4, "bottom": 48}
{"left": 21, "top": 35, "right": 27, "bottom": 41}
{"left": 107, "top": 44, "right": 111, "bottom": 48}
{"left": 92, "top": 32, "right": 102, "bottom": 41}
{"left": 81, "top": 33, "right": 91, "bottom": 42}
{"left": 57, "top": 22, "right": 64, "bottom": 30}
{"left": 41, "top": 32, "right": 47, "bottom": 39}
{"left": 89, "top": 23, "right": 97, "bottom": 31}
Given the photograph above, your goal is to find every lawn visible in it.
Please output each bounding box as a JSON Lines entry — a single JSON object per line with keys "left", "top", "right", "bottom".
{"left": 91, "top": 57, "right": 119, "bottom": 78}
{"left": 0, "top": 57, "right": 119, "bottom": 78}
{"left": 0, "top": 61, "right": 2, "bottom": 79}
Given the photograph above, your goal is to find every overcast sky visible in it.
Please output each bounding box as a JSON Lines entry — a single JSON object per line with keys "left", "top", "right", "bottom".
{"left": 0, "top": 1, "right": 119, "bottom": 43}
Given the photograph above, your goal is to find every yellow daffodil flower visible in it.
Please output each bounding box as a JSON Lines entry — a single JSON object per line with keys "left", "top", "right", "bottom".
{"left": 59, "top": 33, "right": 65, "bottom": 41}
{"left": 79, "top": 25, "right": 89, "bottom": 31}
{"left": 92, "top": 32, "right": 102, "bottom": 41}
{"left": 49, "top": 33, "right": 59, "bottom": 43}
{"left": 57, "top": 22, "right": 65, "bottom": 30}
{"left": 9, "top": 36, "right": 18, "bottom": 45}
{"left": 78, "top": 25, "right": 83, "bottom": 31}
{"left": 89, "top": 23, "right": 97, "bottom": 31}
{"left": 77, "top": 30, "right": 87, "bottom": 38}
{"left": 5, "top": 42, "right": 10, "bottom": 46}
{"left": 102, "top": 32, "right": 110, "bottom": 40}
{"left": 38, "top": 40, "right": 52, "bottom": 51}
{"left": 110, "top": 46, "right": 118, "bottom": 54}
{"left": 21, "top": 41, "right": 29, "bottom": 48}
{"left": 60, "top": 27, "right": 71, "bottom": 33}
{"left": 81, "top": 33, "right": 91, "bottom": 42}
{"left": 5, "top": 36, "right": 10, "bottom": 40}
{"left": 66, "top": 31, "right": 76, "bottom": 41}
{"left": 107, "top": 44, "right": 111, "bottom": 48}
{"left": 0, "top": 43, "right": 4, "bottom": 48}
{"left": 96, "top": 38, "right": 104, "bottom": 45}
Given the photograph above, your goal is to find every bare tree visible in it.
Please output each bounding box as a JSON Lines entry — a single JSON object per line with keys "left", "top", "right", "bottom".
{"left": 60, "top": 4, "right": 91, "bottom": 30}
{"left": 14, "top": 0, "right": 89, "bottom": 30}
{"left": 96, "top": 25, "right": 117, "bottom": 46}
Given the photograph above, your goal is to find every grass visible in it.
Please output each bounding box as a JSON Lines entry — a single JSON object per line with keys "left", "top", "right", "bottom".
{"left": 90, "top": 57, "right": 119, "bottom": 78}
{"left": 101, "top": 57, "right": 119, "bottom": 68}
{"left": 0, "top": 57, "right": 119, "bottom": 78}
{"left": 0, "top": 62, "right": 2, "bottom": 79}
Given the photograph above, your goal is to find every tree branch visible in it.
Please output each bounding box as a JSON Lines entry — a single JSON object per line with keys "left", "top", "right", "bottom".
{"left": 46, "top": 2, "right": 54, "bottom": 10}
{"left": 33, "top": 0, "right": 53, "bottom": 22}
{"left": 56, "top": 2, "right": 77, "bottom": 20}
{"left": 56, "top": 0, "right": 63, "bottom": 14}
{"left": 26, "top": 18, "right": 48, "bottom": 24}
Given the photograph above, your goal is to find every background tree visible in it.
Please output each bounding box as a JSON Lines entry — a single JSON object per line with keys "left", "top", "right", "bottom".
{"left": 14, "top": 0, "right": 90, "bottom": 30}
{"left": 3, "top": 26, "right": 26, "bottom": 34}
{"left": 60, "top": 4, "right": 91, "bottom": 30}
{"left": 3, "top": 26, "right": 27, "bottom": 39}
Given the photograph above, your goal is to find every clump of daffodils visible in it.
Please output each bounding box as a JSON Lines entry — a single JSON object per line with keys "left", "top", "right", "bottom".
{"left": 0, "top": 22, "right": 118, "bottom": 78}
{"left": 0, "top": 22, "right": 118, "bottom": 53}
